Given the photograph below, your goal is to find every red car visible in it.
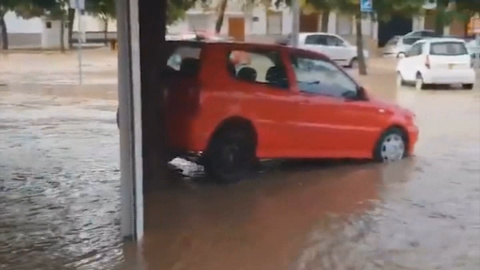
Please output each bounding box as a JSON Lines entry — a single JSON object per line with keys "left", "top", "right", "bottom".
{"left": 152, "top": 41, "right": 420, "bottom": 182}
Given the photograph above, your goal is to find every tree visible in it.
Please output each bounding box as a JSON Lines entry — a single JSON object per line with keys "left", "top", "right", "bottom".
{"left": 15, "top": 0, "right": 67, "bottom": 51}
{"left": 167, "top": 0, "right": 197, "bottom": 25}
{"left": 0, "top": 0, "right": 17, "bottom": 50}
{"left": 433, "top": 0, "right": 480, "bottom": 36}
{"left": 86, "top": 0, "right": 115, "bottom": 45}
{"left": 215, "top": 0, "right": 228, "bottom": 33}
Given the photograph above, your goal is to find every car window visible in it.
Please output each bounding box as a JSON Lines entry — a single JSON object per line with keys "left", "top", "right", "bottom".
{"left": 227, "top": 50, "right": 289, "bottom": 89}
{"left": 290, "top": 54, "right": 358, "bottom": 99}
{"left": 305, "top": 35, "right": 327, "bottom": 45}
{"left": 326, "top": 36, "right": 345, "bottom": 47}
{"left": 167, "top": 46, "right": 201, "bottom": 71}
{"left": 430, "top": 42, "right": 468, "bottom": 56}
{"left": 403, "top": 37, "right": 423, "bottom": 45}
{"left": 165, "top": 45, "right": 202, "bottom": 76}
{"left": 407, "top": 43, "right": 423, "bottom": 56}
{"left": 421, "top": 31, "right": 438, "bottom": 37}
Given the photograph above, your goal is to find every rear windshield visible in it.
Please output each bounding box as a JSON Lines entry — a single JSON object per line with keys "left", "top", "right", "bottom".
{"left": 430, "top": 42, "right": 468, "bottom": 56}
{"left": 164, "top": 44, "right": 203, "bottom": 76}
{"left": 403, "top": 37, "right": 423, "bottom": 45}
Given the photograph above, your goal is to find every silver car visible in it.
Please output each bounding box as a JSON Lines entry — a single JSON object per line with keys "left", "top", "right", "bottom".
{"left": 383, "top": 36, "right": 425, "bottom": 58}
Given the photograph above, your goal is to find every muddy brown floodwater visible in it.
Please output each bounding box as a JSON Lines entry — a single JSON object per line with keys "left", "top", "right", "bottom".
{"left": 1, "top": 57, "right": 480, "bottom": 270}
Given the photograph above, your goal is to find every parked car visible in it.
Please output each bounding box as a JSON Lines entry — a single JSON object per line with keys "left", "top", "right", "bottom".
{"left": 157, "top": 40, "right": 418, "bottom": 183}
{"left": 403, "top": 29, "right": 440, "bottom": 38}
{"left": 396, "top": 38, "right": 475, "bottom": 90}
{"left": 466, "top": 39, "right": 480, "bottom": 58}
{"left": 383, "top": 36, "right": 426, "bottom": 58}
{"left": 296, "top": 32, "right": 369, "bottom": 68}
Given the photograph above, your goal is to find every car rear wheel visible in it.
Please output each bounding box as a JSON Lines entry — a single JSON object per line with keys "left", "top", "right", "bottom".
{"left": 415, "top": 73, "right": 425, "bottom": 90}
{"left": 462, "top": 83, "right": 474, "bottom": 90}
{"left": 349, "top": 58, "right": 358, "bottom": 69}
{"left": 373, "top": 128, "right": 407, "bottom": 163}
{"left": 203, "top": 127, "right": 257, "bottom": 183}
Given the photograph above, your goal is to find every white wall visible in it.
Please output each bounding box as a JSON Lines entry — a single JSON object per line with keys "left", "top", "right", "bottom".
{"left": 4, "top": 11, "right": 117, "bottom": 34}
{"left": 4, "top": 12, "right": 43, "bottom": 33}
{"left": 41, "top": 19, "right": 69, "bottom": 49}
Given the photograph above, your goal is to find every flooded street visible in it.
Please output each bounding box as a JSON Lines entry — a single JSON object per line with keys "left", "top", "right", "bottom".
{"left": 1, "top": 51, "right": 480, "bottom": 269}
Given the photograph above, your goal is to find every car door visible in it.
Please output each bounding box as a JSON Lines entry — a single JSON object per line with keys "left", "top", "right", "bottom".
{"left": 288, "top": 52, "right": 382, "bottom": 158}
{"left": 400, "top": 42, "right": 423, "bottom": 81}
{"left": 224, "top": 47, "right": 300, "bottom": 158}
{"left": 326, "top": 35, "right": 350, "bottom": 65}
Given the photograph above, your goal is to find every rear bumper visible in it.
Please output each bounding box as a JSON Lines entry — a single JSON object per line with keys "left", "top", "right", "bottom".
{"left": 422, "top": 68, "right": 476, "bottom": 84}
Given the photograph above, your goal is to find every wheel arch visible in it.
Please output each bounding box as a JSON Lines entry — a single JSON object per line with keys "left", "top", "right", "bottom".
{"left": 383, "top": 124, "right": 410, "bottom": 152}
{"left": 208, "top": 116, "right": 258, "bottom": 147}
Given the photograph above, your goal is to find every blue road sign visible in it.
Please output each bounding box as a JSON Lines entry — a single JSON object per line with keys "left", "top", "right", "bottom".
{"left": 361, "top": 0, "right": 373, "bottom": 12}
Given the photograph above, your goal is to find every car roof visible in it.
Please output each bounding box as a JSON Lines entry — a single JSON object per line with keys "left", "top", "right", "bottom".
{"left": 299, "top": 32, "right": 339, "bottom": 37}
{"left": 425, "top": 37, "right": 466, "bottom": 43}
{"left": 165, "top": 40, "right": 331, "bottom": 59}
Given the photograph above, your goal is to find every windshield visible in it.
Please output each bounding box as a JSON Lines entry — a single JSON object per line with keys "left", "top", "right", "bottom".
{"left": 403, "top": 37, "right": 423, "bottom": 45}
{"left": 430, "top": 42, "right": 468, "bottom": 56}
{"left": 386, "top": 36, "right": 400, "bottom": 46}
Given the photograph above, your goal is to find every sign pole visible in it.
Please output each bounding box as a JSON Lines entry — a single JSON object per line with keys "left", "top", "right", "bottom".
{"left": 291, "top": 0, "right": 300, "bottom": 47}
{"left": 74, "top": 0, "right": 83, "bottom": 85}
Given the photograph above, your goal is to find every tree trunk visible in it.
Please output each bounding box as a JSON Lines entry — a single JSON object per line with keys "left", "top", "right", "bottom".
{"left": 104, "top": 18, "right": 108, "bottom": 46}
{"left": 321, "top": 9, "right": 330, "bottom": 32}
{"left": 60, "top": 17, "right": 66, "bottom": 53}
{"left": 355, "top": 14, "right": 367, "bottom": 76}
{"left": 0, "top": 14, "right": 8, "bottom": 50}
{"left": 434, "top": 2, "right": 446, "bottom": 35}
{"left": 215, "top": 0, "right": 228, "bottom": 34}
{"left": 67, "top": 8, "right": 75, "bottom": 49}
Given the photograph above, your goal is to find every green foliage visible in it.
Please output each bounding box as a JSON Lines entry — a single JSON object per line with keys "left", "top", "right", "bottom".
{"left": 168, "top": 0, "right": 197, "bottom": 24}
{"left": 85, "top": 0, "right": 115, "bottom": 20}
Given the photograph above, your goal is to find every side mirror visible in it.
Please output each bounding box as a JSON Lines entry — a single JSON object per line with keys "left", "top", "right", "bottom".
{"left": 357, "top": 86, "right": 369, "bottom": 100}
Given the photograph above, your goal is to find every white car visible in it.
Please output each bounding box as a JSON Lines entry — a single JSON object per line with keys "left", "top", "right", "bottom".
{"left": 297, "top": 32, "right": 369, "bottom": 68}
{"left": 396, "top": 38, "right": 475, "bottom": 90}
{"left": 383, "top": 36, "right": 425, "bottom": 58}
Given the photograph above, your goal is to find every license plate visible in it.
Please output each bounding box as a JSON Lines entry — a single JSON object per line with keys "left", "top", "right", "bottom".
{"left": 449, "top": 64, "right": 455, "bottom": 69}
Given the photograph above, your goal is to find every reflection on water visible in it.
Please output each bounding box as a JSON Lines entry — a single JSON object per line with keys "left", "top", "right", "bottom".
{"left": 1, "top": 60, "right": 480, "bottom": 269}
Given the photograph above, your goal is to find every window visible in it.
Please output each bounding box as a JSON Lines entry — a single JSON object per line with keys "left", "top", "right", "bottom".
{"left": 403, "top": 37, "right": 423, "bottom": 45}
{"left": 407, "top": 43, "right": 423, "bottom": 57}
{"left": 430, "top": 42, "right": 468, "bottom": 56}
{"left": 305, "top": 35, "right": 327, "bottom": 45}
{"left": 290, "top": 55, "right": 358, "bottom": 98}
{"left": 165, "top": 45, "right": 202, "bottom": 76}
{"left": 227, "top": 50, "right": 288, "bottom": 88}
{"left": 326, "top": 36, "right": 345, "bottom": 47}
{"left": 46, "top": 21, "right": 52, "bottom": 29}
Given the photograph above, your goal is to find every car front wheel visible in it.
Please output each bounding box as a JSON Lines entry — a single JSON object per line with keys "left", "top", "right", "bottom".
{"left": 373, "top": 128, "right": 407, "bottom": 163}
{"left": 462, "top": 83, "right": 474, "bottom": 90}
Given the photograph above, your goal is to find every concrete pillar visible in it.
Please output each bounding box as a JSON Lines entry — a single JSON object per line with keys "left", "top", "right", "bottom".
{"left": 117, "top": 0, "right": 144, "bottom": 241}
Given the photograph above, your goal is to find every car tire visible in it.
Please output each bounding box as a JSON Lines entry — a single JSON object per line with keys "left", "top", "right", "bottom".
{"left": 396, "top": 72, "right": 404, "bottom": 87}
{"left": 349, "top": 58, "right": 358, "bottom": 69}
{"left": 415, "top": 73, "right": 426, "bottom": 90}
{"left": 373, "top": 127, "right": 408, "bottom": 163}
{"left": 462, "top": 83, "right": 474, "bottom": 90}
{"left": 203, "top": 127, "right": 257, "bottom": 183}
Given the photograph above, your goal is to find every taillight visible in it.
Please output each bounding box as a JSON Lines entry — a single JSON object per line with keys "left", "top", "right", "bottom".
{"left": 425, "top": 55, "right": 430, "bottom": 69}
